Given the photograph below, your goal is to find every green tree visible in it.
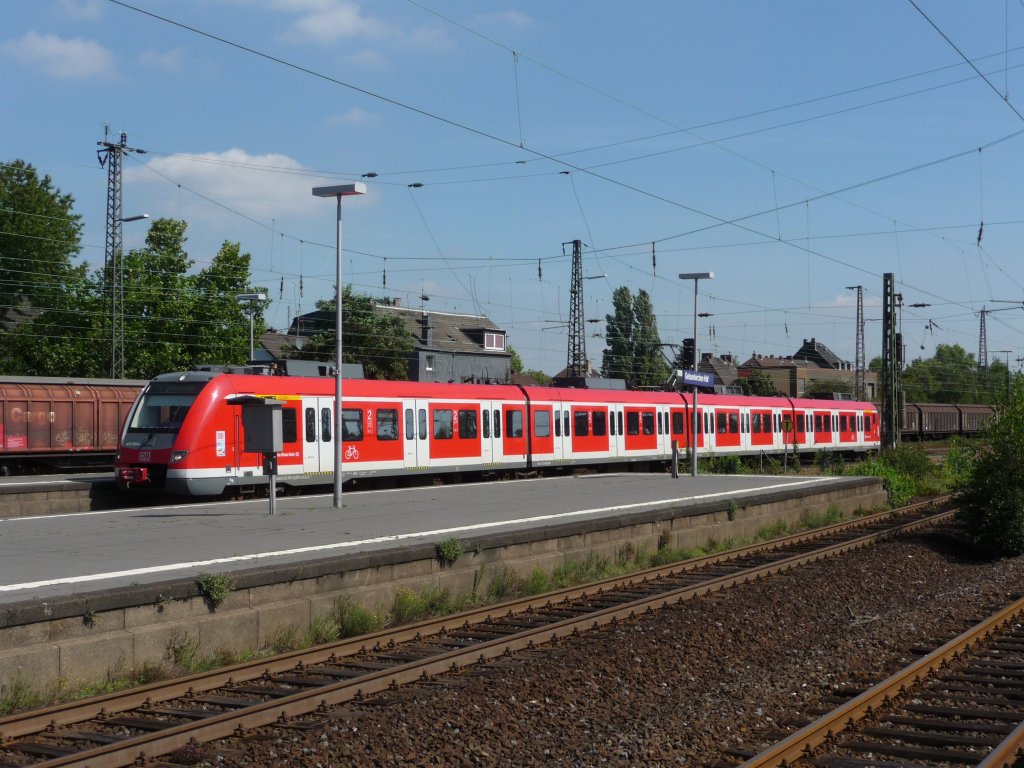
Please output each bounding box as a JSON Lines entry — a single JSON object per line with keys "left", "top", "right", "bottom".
{"left": 957, "top": 386, "right": 1024, "bottom": 557}
{"left": 804, "top": 379, "right": 853, "bottom": 398}
{"left": 297, "top": 286, "right": 413, "bottom": 380}
{"left": 602, "top": 286, "right": 634, "bottom": 383}
{"left": 0, "top": 160, "right": 90, "bottom": 375}
{"left": 508, "top": 346, "right": 525, "bottom": 375}
{"left": 739, "top": 370, "right": 778, "bottom": 397}
{"left": 902, "top": 344, "right": 987, "bottom": 403}
{"left": 190, "top": 240, "right": 264, "bottom": 367}
{"left": 632, "top": 289, "right": 670, "bottom": 388}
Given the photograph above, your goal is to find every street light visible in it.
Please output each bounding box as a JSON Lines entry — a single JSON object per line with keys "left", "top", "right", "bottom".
{"left": 237, "top": 293, "right": 266, "bottom": 363}
{"left": 679, "top": 272, "right": 714, "bottom": 477}
{"left": 312, "top": 182, "right": 366, "bottom": 509}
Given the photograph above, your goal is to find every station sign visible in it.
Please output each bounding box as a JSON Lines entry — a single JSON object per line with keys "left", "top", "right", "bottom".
{"left": 681, "top": 370, "right": 716, "bottom": 388}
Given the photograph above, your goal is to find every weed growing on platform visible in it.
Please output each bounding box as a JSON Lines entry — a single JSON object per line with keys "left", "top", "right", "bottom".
{"left": 196, "top": 573, "right": 233, "bottom": 609}
{"left": 0, "top": 676, "right": 45, "bottom": 715}
{"left": 304, "top": 613, "right": 340, "bottom": 645}
{"left": 485, "top": 566, "right": 521, "bottom": 601}
{"left": 435, "top": 537, "right": 465, "bottom": 567}
{"left": 332, "top": 596, "right": 385, "bottom": 638}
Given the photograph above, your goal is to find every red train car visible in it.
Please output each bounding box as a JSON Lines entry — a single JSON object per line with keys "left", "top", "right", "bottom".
{"left": 115, "top": 370, "right": 882, "bottom": 497}
{"left": 0, "top": 376, "right": 145, "bottom": 474}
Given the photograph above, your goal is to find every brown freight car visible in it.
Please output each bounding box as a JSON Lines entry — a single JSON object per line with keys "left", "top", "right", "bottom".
{"left": 0, "top": 376, "right": 145, "bottom": 474}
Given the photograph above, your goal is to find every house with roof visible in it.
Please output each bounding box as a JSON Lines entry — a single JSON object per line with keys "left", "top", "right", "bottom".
{"left": 271, "top": 300, "right": 512, "bottom": 383}
{"left": 739, "top": 338, "right": 878, "bottom": 399}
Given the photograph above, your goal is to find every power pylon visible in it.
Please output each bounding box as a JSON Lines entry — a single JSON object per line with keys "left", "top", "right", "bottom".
{"left": 881, "top": 273, "right": 901, "bottom": 449}
{"left": 846, "top": 285, "right": 865, "bottom": 400}
{"left": 978, "top": 307, "right": 988, "bottom": 369}
{"left": 98, "top": 128, "right": 146, "bottom": 379}
{"left": 565, "top": 239, "right": 586, "bottom": 382}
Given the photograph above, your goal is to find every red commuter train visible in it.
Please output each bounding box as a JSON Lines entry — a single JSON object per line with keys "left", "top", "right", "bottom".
{"left": 114, "top": 369, "right": 881, "bottom": 496}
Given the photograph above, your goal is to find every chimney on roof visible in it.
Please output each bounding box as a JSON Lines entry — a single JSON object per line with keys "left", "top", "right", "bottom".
{"left": 419, "top": 313, "right": 431, "bottom": 344}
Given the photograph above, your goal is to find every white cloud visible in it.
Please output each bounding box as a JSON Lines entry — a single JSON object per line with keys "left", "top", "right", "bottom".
{"left": 1, "top": 31, "right": 114, "bottom": 79}
{"left": 328, "top": 107, "right": 376, "bottom": 125}
{"left": 139, "top": 47, "right": 185, "bottom": 72}
{"left": 469, "top": 10, "right": 534, "bottom": 30}
{"left": 127, "top": 148, "right": 372, "bottom": 222}
{"left": 57, "top": 0, "right": 105, "bottom": 20}
{"left": 283, "top": 1, "right": 392, "bottom": 44}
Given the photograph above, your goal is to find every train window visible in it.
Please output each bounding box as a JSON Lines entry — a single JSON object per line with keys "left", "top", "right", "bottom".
{"left": 534, "top": 410, "right": 551, "bottom": 438}
{"left": 433, "top": 409, "right": 453, "bottom": 440}
{"left": 564, "top": 411, "right": 570, "bottom": 437}
{"left": 814, "top": 414, "right": 822, "bottom": 433}
{"left": 752, "top": 413, "right": 762, "bottom": 433}
{"left": 321, "top": 407, "right": 334, "bottom": 442}
{"left": 840, "top": 415, "right": 848, "bottom": 432}
{"left": 377, "top": 409, "right": 399, "bottom": 441}
{"left": 507, "top": 409, "right": 523, "bottom": 438}
{"left": 593, "top": 410, "right": 607, "bottom": 436}
{"left": 642, "top": 412, "right": 655, "bottom": 435}
{"left": 305, "top": 407, "right": 316, "bottom": 443}
{"left": 418, "top": 409, "right": 427, "bottom": 441}
{"left": 704, "top": 412, "right": 711, "bottom": 434}
{"left": 282, "top": 408, "right": 297, "bottom": 443}
{"left": 406, "top": 409, "right": 415, "bottom": 440}
{"left": 617, "top": 411, "right": 622, "bottom": 435}
{"left": 553, "top": 410, "right": 560, "bottom": 437}
{"left": 833, "top": 415, "right": 838, "bottom": 432}
{"left": 609, "top": 411, "right": 615, "bottom": 436}
{"left": 626, "top": 412, "right": 639, "bottom": 435}
{"left": 716, "top": 413, "right": 727, "bottom": 434}
{"left": 672, "top": 412, "right": 684, "bottom": 435}
{"left": 728, "top": 413, "right": 739, "bottom": 434}
{"left": 575, "top": 411, "right": 590, "bottom": 437}
{"left": 796, "top": 414, "right": 804, "bottom": 432}
{"left": 341, "top": 409, "right": 363, "bottom": 441}
{"left": 483, "top": 409, "right": 491, "bottom": 438}
{"left": 494, "top": 409, "right": 502, "bottom": 438}
{"left": 458, "top": 409, "right": 478, "bottom": 439}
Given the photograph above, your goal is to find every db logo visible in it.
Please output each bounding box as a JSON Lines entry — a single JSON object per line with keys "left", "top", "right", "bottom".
{"left": 140, "top": 451, "right": 151, "bottom": 462}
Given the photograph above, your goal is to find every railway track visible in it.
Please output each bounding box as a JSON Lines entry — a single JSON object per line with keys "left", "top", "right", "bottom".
{"left": 733, "top": 590, "right": 1024, "bottom": 767}
{"left": 0, "top": 498, "right": 952, "bottom": 767}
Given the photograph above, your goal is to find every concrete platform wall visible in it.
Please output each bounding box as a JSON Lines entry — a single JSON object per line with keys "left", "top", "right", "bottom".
{"left": 0, "top": 479, "right": 886, "bottom": 696}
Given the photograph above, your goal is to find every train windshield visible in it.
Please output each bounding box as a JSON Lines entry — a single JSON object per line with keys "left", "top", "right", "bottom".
{"left": 124, "top": 381, "right": 205, "bottom": 435}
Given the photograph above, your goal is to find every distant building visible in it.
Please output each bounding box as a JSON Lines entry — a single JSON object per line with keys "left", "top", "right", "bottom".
{"left": 739, "top": 338, "right": 878, "bottom": 400}
{"left": 272, "top": 300, "right": 512, "bottom": 383}
{"left": 551, "top": 360, "right": 625, "bottom": 390}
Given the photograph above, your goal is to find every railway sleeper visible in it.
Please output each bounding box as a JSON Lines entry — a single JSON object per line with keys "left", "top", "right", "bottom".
{"left": 837, "top": 738, "right": 984, "bottom": 763}
{"left": 905, "top": 702, "right": 1024, "bottom": 721}
{"left": 883, "top": 714, "right": 1015, "bottom": 734}
{"left": 860, "top": 724, "right": 1003, "bottom": 747}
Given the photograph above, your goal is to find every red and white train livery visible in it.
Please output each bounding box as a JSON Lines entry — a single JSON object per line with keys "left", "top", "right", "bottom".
{"left": 115, "top": 370, "right": 881, "bottom": 496}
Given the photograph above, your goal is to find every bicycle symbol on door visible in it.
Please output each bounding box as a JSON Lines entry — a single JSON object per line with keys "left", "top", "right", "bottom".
{"left": 344, "top": 444, "right": 360, "bottom": 461}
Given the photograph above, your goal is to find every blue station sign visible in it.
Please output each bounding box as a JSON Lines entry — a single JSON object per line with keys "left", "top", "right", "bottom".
{"left": 682, "top": 369, "right": 716, "bottom": 388}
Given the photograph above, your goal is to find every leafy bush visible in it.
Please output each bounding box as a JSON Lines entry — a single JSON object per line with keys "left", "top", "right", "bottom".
{"left": 435, "top": 538, "right": 465, "bottom": 567}
{"left": 195, "top": 573, "right": 233, "bottom": 609}
{"left": 957, "top": 392, "right": 1024, "bottom": 557}
{"left": 701, "top": 454, "right": 744, "bottom": 474}
{"left": 332, "top": 596, "right": 385, "bottom": 637}
{"left": 846, "top": 457, "right": 916, "bottom": 507}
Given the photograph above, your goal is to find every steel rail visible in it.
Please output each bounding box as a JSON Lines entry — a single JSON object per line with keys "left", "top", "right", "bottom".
{"left": 738, "top": 591, "right": 1024, "bottom": 767}
{"left": 0, "top": 496, "right": 945, "bottom": 742}
{"left": 3, "top": 505, "right": 953, "bottom": 768}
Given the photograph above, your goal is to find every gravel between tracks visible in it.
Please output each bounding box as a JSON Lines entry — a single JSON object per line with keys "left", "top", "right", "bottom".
{"left": 204, "top": 522, "right": 1022, "bottom": 767}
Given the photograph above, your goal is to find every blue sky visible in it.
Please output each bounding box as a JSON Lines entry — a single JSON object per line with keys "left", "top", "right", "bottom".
{"left": 4, "top": 0, "right": 1024, "bottom": 375}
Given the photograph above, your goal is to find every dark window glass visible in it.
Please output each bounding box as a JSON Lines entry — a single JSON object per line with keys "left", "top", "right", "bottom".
{"left": 494, "top": 409, "right": 502, "bottom": 438}
{"left": 717, "top": 413, "right": 727, "bottom": 434}
{"left": 282, "top": 408, "right": 297, "bottom": 443}
{"left": 728, "top": 413, "right": 739, "bottom": 433}
{"left": 418, "top": 408, "right": 427, "bottom": 441}
{"left": 341, "top": 408, "right": 363, "bottom": 441}
{"left": 814, "top": 414, "right": 822, "bottom": 433}
{"left": 575, "top": 411, "right": 590, "bottom": 437}
{"left": 626, "top": 412, "right": 639, "bottom": 435}
{"left": 797, "top": 414, "right": 805, "bottom": 432}
{"left": 405, "top": 408, "right": 415, "bottom": 441}
{"left": 535, "top": 410, "right": 551, "bottom": 438}
{"left": 672, "top": 412, "right": 684, "bottom": 435}
{"left": 483, "top": 409, "right": 491, "bottom": 439}
{"left": 322, "top": 407, "right": 334, "bottom": 442}
{"left": 434, "top": 409, "right": 453, "bottom": 440}
{"left": 593, "top": 410, "right": 607, "bottom": 436}
{"left": 458, "top": 409, "right": 478, "bottom": 439}
{"left": 840, "top": 415, "right": 848, "bottom": 432}
{"left": 609, "top": 410, "right": 615, "bottom": 436}
{"left": 376, "top": 409, "right": 398, "bottom": 441}
{"left": 753, "top": 413, "right": 762, "bottom": 433}
{"left": 642, "top": 412, "right": 655, "bottom": 435}
{"left": 617, "top": 412, "right": 622, "bottom": 435}
{"left": 553, "top": 410, "right": 560, "bottom": 437}
{"left": 507, "top": 409, "right": 523, "bottom": 438}
{"left": 565, "top": 411, "right": 571, "bottom": 437}
{"left": 305, "top": 407, "right": 316, "bottom": 443}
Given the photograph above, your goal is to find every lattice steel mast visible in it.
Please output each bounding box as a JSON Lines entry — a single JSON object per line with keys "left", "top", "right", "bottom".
{"left": 565, "top": 239, "right": 586, "bottom": 381}
{"left": 978, "top": 307, "right": 989, "bottom": 369}
{"left": 846, "top": 285, "right": 865, "bottom": 400}
{"left": 98, "top": 128, "right": 145, "bottom": 379}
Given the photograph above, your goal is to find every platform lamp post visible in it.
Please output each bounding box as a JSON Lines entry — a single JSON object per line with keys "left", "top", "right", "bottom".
{"left": 236, "top": 293, "right": 266, "bottom": 363}
{"left": 678, "top": 272, "right": 714, "bottom": 477}
{"left": 312, "top": 182, "right": 366, "bottom": 509}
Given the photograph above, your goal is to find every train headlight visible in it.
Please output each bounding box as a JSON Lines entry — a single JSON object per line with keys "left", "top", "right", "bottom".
{"left": 170, "top": 450, "right": 189, "bottom": 464}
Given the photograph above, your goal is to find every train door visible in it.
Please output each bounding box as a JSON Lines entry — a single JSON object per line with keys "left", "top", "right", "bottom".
{"left": 403, "top": 400, "right": 429, "bottom": 469}
{"left": 480, "top": 400, "right": 498, "bottom": 465}
{"left": 553, "top": 405, "right": 570, "bottom": 462}
{"left": 302, "top": 396, "right": 334, "bottom": 474}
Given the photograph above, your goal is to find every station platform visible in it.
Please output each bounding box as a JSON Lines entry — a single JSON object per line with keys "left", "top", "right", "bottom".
{"left": 0, "top": 473, "right": 887, "bottom": 693}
